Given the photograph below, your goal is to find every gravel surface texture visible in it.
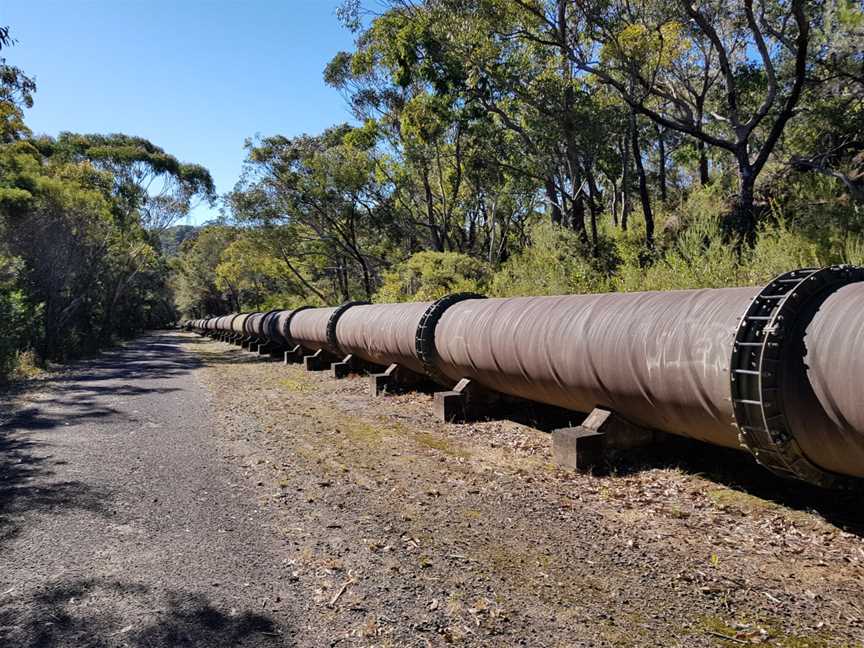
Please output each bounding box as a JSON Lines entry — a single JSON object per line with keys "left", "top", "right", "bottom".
{"left": 1, "top": 331, "right": 863, "bottom": 647}
{"left": 1, "top": 333, "right": 296, "bottom": 647}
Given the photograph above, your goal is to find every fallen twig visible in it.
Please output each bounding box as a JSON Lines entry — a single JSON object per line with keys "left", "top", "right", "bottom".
{"left": 328, "top": 574, "right": 355, "bottom": 607}
{"left": 705, "top": 630, "right": 747, "bottom": 644}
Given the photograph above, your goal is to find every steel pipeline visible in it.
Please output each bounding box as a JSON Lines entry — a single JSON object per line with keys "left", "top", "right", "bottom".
{"left": 187, "top": 266, "right": 864, "bottom": 485}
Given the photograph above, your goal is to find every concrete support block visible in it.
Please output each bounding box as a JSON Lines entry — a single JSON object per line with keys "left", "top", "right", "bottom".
{"left": 332, "top": 354, "right": 385, "bottom": 379}
{"left": 284, "top": 345, "right": 305, "bottom": 364}
{"left": 369, "top": 363, "right": 425, "bottom": 396}
{"left": 433, "top": 378, "right": 500, "bottom": 423}
{"left": 303, "top": 349, "right": 335, "bottom": 372}
{"left": 551, "top": 426, "right": 606, "bottom": 472}
{"left": 552, "top": 408, "right": 657, "bottom": 472}
{"left": 332, "top": 354, "right": 356, "bottom": 379}
{"left": 255, "top": 342, "right": 282, "bottom": 361}
{"left": 269, "top": 348, "right": 285, "bottom": 361}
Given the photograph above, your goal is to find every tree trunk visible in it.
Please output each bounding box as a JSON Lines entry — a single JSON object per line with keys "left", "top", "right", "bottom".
{"left": 421, "top": 168, "right": 443, "bottom": 252}
{"left": 571, "top": 192, "right": 586, "bottom": 237}
{"left": 698, "top": 139, "right": 710, "bottom": 186}
{"left": 655, "top": 124, "right": 667, "bottom": 202}
{"left": 586, "top": 168, "right": 601, "bottom": 252}
{"left": 631, "top": 111, "right": 655, "bottom": 248}
{"left": 545, "top": 178, "right": 562, "bottom": 225}
{"left": 732, "top": 162, "right": 757, "bottom": 244}
{"left": 620, "top": 133, "right": 632, "bottom": 231}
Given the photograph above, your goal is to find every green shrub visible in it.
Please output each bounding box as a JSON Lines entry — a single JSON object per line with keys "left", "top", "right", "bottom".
{"left": 0, "top": 255, "right": 34, "bottom": 381}
{"left": 841, "top": 235, "right": 864, "bottom": 265}
{"left": 744, "top": 220, "right": 822, "bottom": 285}
{"left": 375, "top": 251, "right": 490, "bottom": 302}
{"left": 490, "top": 222, "right": 617, "bottom": 297}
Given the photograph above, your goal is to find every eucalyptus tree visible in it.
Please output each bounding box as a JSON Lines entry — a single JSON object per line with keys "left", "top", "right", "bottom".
{"left": 326, "top": 3, "right": 534, "bottom": 258}
{"left": 0, "top": 26, "right": 36, "bottom": 144}
{"left": 30, "top": 133, "right": 216, "bottom": 339}
{"left": 232, "top": 125, "right": 395, "bottom": 301}
{"left": 523, "top": 0, "right": 816, "bottom": 240}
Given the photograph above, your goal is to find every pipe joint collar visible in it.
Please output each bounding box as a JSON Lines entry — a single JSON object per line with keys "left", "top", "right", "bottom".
{"left": 326, "top": 301, "right": 369, "bottom": 355}
{"left": 415, "top": 292, "right": 485, "bottom": 385}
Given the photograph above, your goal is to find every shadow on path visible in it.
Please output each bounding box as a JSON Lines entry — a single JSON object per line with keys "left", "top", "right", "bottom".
{"left": 0, "top": 334, "right": 200, "bottom": 546}
{"left": 0, "top": 577, "right": 293, "bottom": 648}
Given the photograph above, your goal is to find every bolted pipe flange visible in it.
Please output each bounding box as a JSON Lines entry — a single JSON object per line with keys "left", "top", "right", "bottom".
{"left": 326, "top": 301, "right": 369, "bottom": 355}
{"left": 415, "top": 292, "right": 485, "bottom": 385}
{"left": 730, "top": 265, "right": 864, "bottom": 488}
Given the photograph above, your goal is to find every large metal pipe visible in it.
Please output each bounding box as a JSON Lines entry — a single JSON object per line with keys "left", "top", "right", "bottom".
{"left": 335, "top": 302, "right": 432, "bottom": 374}
{"left": 231, "top": 313, "right": 250, "bottom": 335}
{"left": 184, "top": 266, "right": 864, "bottom": 486}
{"left": 428, "top": 267, "right": 864, "bottom": 485}
{"left": 433, "top": 288, "right": 754, "bottom": 450}
{"left": 289, "top": 307, "right": 339, "bottom": 354}
{"left": 780, "top": 282, "right": 864, "bottom": 482}
{"left": 270, "top": 307, "right": 310, "bottom": 347}
{"left": 243, "top": 312, "right": 264, "bottom": 339}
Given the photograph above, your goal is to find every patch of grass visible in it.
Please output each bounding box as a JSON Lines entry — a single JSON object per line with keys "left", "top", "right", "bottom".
{"left": 697, "top": 615, "right": 850, "bottom": 647}
{"left": 340, "top": 418, "right": 385, "bottom": 444}
{"left": 412, "top": 431, "right": 471, "bottom": 459}
{"left": 13, "top": 350, "right": 42, "bottom": 379}
{"left": 279, "top": 377, "right": 310, "bottom": 392}
{"left": 462, "top": 508, "right": 482, "bottom": 520}
{"left": 707, "top": 487, "right": 775, "bottom": 514}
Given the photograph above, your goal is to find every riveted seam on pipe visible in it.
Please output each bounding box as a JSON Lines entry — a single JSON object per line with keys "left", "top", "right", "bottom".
{"left": 280, "top": 305, "right": 312, "bottom": 347}
{"left": 259, "top": 309, "right": 283, "bottom": 343}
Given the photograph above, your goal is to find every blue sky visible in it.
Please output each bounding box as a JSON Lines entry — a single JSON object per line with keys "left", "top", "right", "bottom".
{"left": 4, "top": 1, "right": 358, "bottom": 224}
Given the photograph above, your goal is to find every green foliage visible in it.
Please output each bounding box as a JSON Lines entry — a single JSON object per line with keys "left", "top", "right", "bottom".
{"left": 611, "top": 199, "right": 846, "bottom": 293}
{"left": 0, "top": 30, "right": 213, "bottom": 379}
{"left": 376, "top": 251, "right": 489, "bottom": 302}
{"left": 0, "top": 255, "right": 32, "bottom": 379}
{"left": 491, "top": 223, "right": 617, "bottom": 296}
{"left": 6, "top": 3, "right": 864, "bottom": 382}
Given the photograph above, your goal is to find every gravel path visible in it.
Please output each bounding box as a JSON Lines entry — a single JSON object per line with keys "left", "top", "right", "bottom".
{"left": 0, "top": 333, "right": 295, "bottom": 647}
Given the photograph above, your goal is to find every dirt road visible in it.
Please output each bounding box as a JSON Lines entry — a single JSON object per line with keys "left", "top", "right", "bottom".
{"left": 2, "top": 332, "right": 862, "bottom": 647}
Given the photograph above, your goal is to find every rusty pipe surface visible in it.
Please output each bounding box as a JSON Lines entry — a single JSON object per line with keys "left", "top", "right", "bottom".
{"left": 244, "top": 312, "right": 264, "bottom": 338}
{"left": 185, "top": 266, "right": 864, "bottom": 484}
{"left": 288, "top": 307, "right": 338, "bottom": 354}
{"left": 434, "top": 288, "right": 756, "bottom": 450}
{"left": 781, "top": 282, "right": 864, "bottom": 480}
{"left": 430, "top": 269, "right": 864, "bottom": 483}
{"left": 231, "top": 313, "right": 250, "bottom": 335}
{"left": 335, "top": 302, "right": 433, "bottom": 374}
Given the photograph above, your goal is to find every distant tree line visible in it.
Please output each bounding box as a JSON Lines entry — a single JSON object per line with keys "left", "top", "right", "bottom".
{"left": 0, "top": 27, "right": 214, "bottom": 379}
{"left": 174, "top": 0, "right": 863, "bottom": 317}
